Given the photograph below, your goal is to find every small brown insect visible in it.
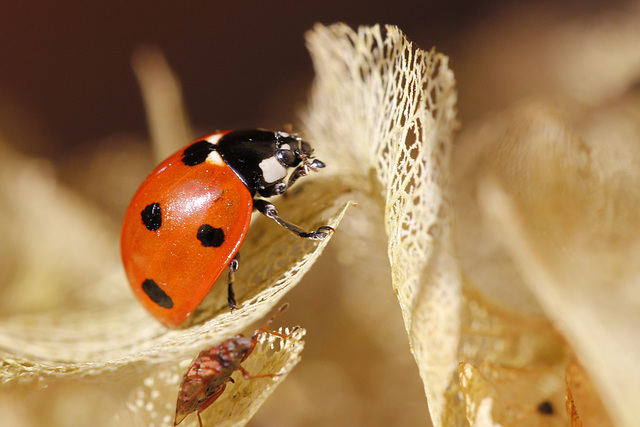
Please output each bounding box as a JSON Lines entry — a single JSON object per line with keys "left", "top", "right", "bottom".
{"left": 174, "top": 304, "right": 297, "bottom": 426}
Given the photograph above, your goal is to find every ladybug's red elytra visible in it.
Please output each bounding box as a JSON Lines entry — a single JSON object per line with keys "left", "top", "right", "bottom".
{"left": 121, "top": 129, "right": 332, "bottom": 328}
{"left": 174, "top": 303, "right": 296, "bottom": 427}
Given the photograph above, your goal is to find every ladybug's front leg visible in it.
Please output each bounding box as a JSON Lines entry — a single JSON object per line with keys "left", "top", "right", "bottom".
{"left": 285, "top": 159, "right": 325, "bottom": 190}
{"left": 227, "top": 254, "right": 240, "bottom": 310}
{"left": 253, "top": 199, "right": 333, "bottom": 240}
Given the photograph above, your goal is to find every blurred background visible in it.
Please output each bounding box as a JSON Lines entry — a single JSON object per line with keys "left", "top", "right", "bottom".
{"left": 0, "top": 1, "right": 634, "bottom": 426}
{"left": 0, "top": 1, "right": 622, "bottom": 157}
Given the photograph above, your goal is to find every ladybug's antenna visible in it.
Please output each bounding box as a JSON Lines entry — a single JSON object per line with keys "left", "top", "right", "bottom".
{"left": 294, "top": 135, "right": 323, "bottom": 173}
{"left": 282, "top": 138, "right": 325, "bottom": 190}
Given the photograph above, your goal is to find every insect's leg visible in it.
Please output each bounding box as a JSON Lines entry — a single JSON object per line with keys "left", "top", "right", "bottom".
{"left": 196, "top": 384, "right": 227, "bottom": 424}
{"left": 237, "top": 365, "right": 280, "bottom": 380}
{"left": 253, "top": 199, "right": 334, "bottom": 240}
{"left": 253, "top": 325, "right": 301, "bottom": 340}
{"left": 227, "top": 254, "right": 240, "bottom": 310}
{"left": 245, "top": 304, "right": 300, "bottom": 360}
{"left": 285, "top": 159, "right": 325, "bottom": 189}
{"left": 257, "top": 303, "right": 289, "bottom": 331}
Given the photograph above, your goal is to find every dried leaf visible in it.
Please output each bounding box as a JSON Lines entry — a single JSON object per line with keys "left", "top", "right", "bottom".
{"left": 303, "top": 23, "right": 460, "bottom": 425}
{"left": 472, "top": 101, "right": 640, "bottom": 427}
{"left": 127, "top": 327, "right": 306, "bottom": 427}
{"left": 565, "top": 358, "right": 615, "bottom": 427}
{"left": 456, "top": 290, "right": 569, "bottom": 426}
{"left": 132, "top": 46, "right": 194, "bottom": 162}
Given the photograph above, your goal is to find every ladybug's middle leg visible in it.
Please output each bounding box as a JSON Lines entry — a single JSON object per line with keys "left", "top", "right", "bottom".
{"left": 253, "top": 199, "right": 333, "bottom": 240}
{"left": 227, "top": 253, "right": 240, "bottom": 310}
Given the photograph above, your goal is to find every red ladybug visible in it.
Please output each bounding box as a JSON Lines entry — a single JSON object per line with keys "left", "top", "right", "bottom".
{"left": 121, "top": 129, "right": 331, "bottom": 328}
{"left": 174, "top": 304, "right": 295, "bottom": 427}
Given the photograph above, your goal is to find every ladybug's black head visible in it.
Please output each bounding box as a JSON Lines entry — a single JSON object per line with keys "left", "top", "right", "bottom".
{"left": 216, "top": 129, "right": 325, "bottom": 198}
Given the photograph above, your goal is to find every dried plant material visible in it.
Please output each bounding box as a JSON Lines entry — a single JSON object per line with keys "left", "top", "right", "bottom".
{"left": 0, "top": 142, "right": 123, "bottom": 316}
{"left": 451, "top": 4, "right": 640, "bottom": 424}
{"left": 460, "top": 361, "right": 567, "bottom": 427}
{"left": 471, "top": 102, "right": 640, "bottom": 427}
{"left": 2, "top": 21, "right": 458, "bottom": 425}
{"left": 456, "top": 289, "right": 569, "bottom": 426}
{"left": 127, "top": 326, "right": 305, "bottom": 427}
{"left": 303, "top": 23, "right": 460, "bottom": 425}
{"left": 132, "top": 46, "right": 194, "bottom": 161}
{"left": 565, "top": 358, "right": 615, "bottom": 427}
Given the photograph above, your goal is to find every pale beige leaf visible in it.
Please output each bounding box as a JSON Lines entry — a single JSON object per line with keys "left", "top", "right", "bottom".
{"left": 132, "top": 46, "right": 194, "bottom": 161}
{"left": 127, "top": 327, "right": 306, "bottom": 427}
{"left": 304, "top": 23, "right": 460, "bottom": 425}
{"left": 474, "top": 102, "right": 640, "bottom": 427}
{"left": 456, "top": 289, "right": 569, "bottom": 426}
{"left": 565, "top": 358, "right": 615, "bottom": 427}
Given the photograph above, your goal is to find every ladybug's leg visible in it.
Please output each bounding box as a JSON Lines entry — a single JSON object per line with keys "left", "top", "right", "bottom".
{"left": 227, "top": 254, "right": 240, "bottom": 310}
{"left": 285, "top": 159, "right": 325, "bottom": 189}
{"left": 253, "top": 199, "right": 333, "bottom": 240}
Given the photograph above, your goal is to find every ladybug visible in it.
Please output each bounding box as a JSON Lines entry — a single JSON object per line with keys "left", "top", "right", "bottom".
{"left": 174, "top": 303, "right": 296, "bottom": 427}
{"left": 121, "top": 129, "right": 332, "bottom": 328}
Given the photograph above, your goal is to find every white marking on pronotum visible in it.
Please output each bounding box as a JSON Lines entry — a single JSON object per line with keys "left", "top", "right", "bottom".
{"left": 205, "top": 133, "right": 223, "bottom": 145}
{"left": 280, "top": 143, "right": 291, "bottom": 151}
{"left": 259, "top": 156, "right": 287, "bottom": 183}
{"left": 206, "top": 151, "right": 225, "bottom": 166}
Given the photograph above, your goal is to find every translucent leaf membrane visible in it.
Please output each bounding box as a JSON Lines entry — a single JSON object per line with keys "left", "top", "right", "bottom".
{"left": 303, "top": 24, "right": 460, "bottom": 425}
{"left": 565, "top": 358, "right": 614, "bottom": 427}
{"left": 469, "top": 101, "right": 640, "bottom": 427}
{"left": 455, "top": 288, "right": 570, "bottom": 426}
{"left": 459, "top": 361, "right": 567, "bottom": 427}
{"left": 127, "top": 327, "right": 306, "bottom": 427}
{"left": 453, "top": 7, "right": 640, "bottom": 426}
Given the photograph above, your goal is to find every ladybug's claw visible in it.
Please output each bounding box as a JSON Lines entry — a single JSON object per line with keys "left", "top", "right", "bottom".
{"left": 300, "top": 225, "right": 334, "bottom": 240}
{"left": 227, "top": 255, "right": 240, "bottom": 311}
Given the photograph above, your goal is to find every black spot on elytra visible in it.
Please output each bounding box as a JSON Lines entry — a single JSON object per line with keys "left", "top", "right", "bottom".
{"left": 537, "top": 400, "right": 554, "bottom": 415}
{"left": 197, "top": 224, "right": 225, "bottom": 247}
{"left": 182, "top": 140, "right": 216, "bottom": 166}
{"left": 141, "top": 279, "right": 173, "bottom": 309}
{"left": 141, "top": 203, "right": 162, "bottom": 231}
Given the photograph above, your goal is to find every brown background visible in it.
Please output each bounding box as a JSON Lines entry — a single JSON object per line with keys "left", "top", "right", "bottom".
{"left": 0, "top": 1, "right": 611, "bottom": 157}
